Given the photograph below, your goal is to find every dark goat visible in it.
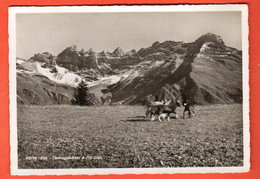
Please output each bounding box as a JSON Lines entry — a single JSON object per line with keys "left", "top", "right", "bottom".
{"left": 145, "top": 100, "right": 181, "bottom": 122}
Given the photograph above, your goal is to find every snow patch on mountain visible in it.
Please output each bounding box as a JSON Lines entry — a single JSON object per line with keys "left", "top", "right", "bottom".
{"left": 155, "top": 60, "right": 165, "bottom": 66}
{"left": 17, "top": 61, "right": 82, "bottom": 87}
{"left": 16, "top": 58, "right": 26, "bottom": 64}
{"left": 17, "top": 60, "right": 128, "bottom": 88}
{"left": 88, "top": 74, "right": 129, "bottom": 87}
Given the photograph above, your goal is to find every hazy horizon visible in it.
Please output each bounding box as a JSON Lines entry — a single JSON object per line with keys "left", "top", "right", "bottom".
{"left": 16, "top": 11, "right": 242, "bottom": 59}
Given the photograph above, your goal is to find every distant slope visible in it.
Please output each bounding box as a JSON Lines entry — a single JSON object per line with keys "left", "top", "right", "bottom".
{"left": 107, "top": 33, "right": 242, "bottom": 105}
{"left": 171, "top": 33, "right": 242, "bottom": 104}
{"left": 17, "top": 72, "right": 74, "bottom": 105}
{"left": 107, "top": 53, "right": 184, "bottom": 104}
{"left": 17, "top": 33, "right": 242, "bottom": 106}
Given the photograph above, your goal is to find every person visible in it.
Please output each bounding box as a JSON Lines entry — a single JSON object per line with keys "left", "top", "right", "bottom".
{"left": 183, "top": 100, "right": 194, "bottom": 119}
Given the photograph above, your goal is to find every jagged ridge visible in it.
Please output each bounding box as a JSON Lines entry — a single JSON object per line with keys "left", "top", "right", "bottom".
{"left": 107, "top": 33, "right": 242, "bottom": 105}
{"left": 17, "top": 33, "right": 242, "bottom": 105}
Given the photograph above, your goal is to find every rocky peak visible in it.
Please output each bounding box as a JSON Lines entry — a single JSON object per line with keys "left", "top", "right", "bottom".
{"left": 29, "top": 52, "right": 56, "bottom": 65}
{"left": 87, "top": 48, "right": 94, "bottom": 54}
{"left": 152, "top": 41, "right": 160, "bottom": 48}
{"left": 56, "top": 46, "right": 112, "bottom": 75}
{"left": 42, "top": 52, "right": 53, "bottom": 58}
{"left": 80, "top": 48, "right": 85, "bottom": 54}
{"left": 124, "top": 49, "right": 138, "bottom": 57}
{"left": 195, "top": 33, "right": 224, "bottom": 47}
{"left": 185, "top": 33, "right": 225, "bottom": 60}
{"left": 129, "top": 49, "right": 137, "bottom": 53}
{"left": 98, "top": 50, "right": 107, "bottom": 57}
{"left": 112, "top": 47, "right": 124, "bottom": 57}
{"left": 68, "top": 45, "right": 77, "bottom": 51}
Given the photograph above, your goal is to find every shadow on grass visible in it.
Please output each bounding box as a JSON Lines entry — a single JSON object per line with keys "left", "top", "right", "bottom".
{"left": 127, "top": 116, "right": 146, "bottom": 119}
{"left": 125, "top": 119, "right": 150, "bottom": 122}
{"left": 124, "top": 116, "right": 151, "bottom": 122}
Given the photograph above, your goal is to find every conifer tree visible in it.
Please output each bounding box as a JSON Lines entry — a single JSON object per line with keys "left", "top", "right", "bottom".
{"left": 71, "top": 80, "right": 92, "bottom": 106}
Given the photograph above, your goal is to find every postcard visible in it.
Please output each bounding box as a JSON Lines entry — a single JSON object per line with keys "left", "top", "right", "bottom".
{"left": 9, "top": 5, "right": 249, "bottom": 175}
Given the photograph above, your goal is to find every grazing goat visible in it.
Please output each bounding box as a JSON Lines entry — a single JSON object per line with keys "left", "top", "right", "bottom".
{"left": 145, "top": 99, "right": 181, "bottom": 122}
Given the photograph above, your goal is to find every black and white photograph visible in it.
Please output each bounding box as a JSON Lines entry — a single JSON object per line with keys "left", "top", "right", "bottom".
{"left": 9, "top": 5, "right": 249, "bottom": 175}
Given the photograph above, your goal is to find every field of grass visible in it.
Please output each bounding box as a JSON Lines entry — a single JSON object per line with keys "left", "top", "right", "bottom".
{"left": 17, "top": 104, "right": 243, "bottom": 168}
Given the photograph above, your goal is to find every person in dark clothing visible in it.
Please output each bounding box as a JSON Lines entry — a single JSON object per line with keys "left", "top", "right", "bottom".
{"left": 183, "top": 101, "right": 195, "bottom": 119}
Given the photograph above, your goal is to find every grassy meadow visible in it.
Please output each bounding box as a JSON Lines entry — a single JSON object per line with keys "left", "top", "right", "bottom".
{"left": 17, "top": 104, "right": 243, "bottom": 168}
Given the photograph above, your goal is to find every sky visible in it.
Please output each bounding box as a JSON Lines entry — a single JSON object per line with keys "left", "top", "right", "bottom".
{"left": 16, "top": 11, "right": 242, "bottom": 59}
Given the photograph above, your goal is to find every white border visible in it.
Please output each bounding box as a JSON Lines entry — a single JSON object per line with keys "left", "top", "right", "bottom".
{"left": 9, "top": 4, "right": 250, "bottom": 175}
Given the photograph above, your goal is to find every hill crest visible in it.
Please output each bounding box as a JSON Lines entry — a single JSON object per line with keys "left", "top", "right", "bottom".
{"left": 16, "top": 33, "right": 242, "bottom": 105}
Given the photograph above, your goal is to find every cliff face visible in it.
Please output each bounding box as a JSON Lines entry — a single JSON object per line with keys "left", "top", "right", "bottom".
{"left": 56, "top": 46, "right": 143, "bottom": 74}
{"left": 29, "top": 52, "right": 57, "bottom": 69}
{"left": 56, "top": 46, "right": 100, "bottom": 71}
{"left": 55, "top": 41, "right": 188, "bottom": 77}
{"left": 107, "top": 33, "right": 242, "bottom": 105}
{"left": 17, "top": 33, "right": 242, "bottom": 105}
{"left": 170, "top": 33, "right": 242, "bottom": 104}
{"left": 188, "top": 40, "right": 242, "bottom": 104}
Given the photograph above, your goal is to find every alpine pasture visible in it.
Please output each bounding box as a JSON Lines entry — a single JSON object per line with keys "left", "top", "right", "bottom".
{"left": 17, "top": 104, "right": 243, "bottom": 168}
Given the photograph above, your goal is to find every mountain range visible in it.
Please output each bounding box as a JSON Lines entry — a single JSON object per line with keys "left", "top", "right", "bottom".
{"left": 16, "top": 33, "right": 242, "bottom": 105}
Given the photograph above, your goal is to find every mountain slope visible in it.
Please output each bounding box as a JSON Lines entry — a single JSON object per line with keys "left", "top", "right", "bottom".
{"left": 17, "top": 72, "right": 104, "bottom": 106}
{"left": 16, "top": 33, "right": 242, "bottom": 106}
{"left": 17, "top": 72, "right": 74, "bottom": 105}
{"left": 107, "top": 33, "right": 242, "bottom": 105}
{"left": 169, "top": 33, "right": 242, "bottom": 104}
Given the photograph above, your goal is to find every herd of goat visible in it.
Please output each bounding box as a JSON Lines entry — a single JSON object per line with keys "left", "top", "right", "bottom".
{"left": 144, "top": 99, "right": 195, "bottom": 122}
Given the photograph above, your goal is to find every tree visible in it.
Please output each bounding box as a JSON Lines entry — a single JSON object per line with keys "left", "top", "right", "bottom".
{"left": 71, "top": 80, "right": 92, "bottom": 106}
